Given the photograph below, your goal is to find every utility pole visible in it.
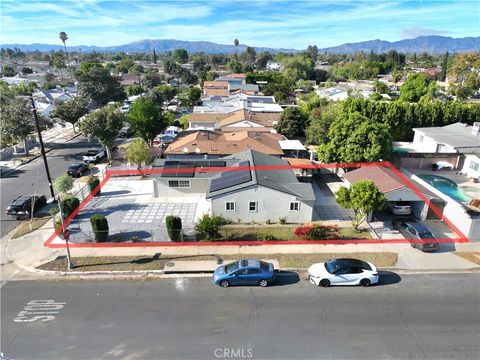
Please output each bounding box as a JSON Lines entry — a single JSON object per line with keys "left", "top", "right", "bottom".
{"left": 29, "top": 95, "right": 55, "bottom": 198}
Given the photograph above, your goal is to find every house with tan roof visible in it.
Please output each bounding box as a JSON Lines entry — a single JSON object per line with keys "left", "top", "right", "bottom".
{"left": 203, "top": 74, "right": 261, "bottom": 97}
{"left": 164, "top": 130, "right": 284, "bottom": 159}
{"left": 188, "top": 109, "right": 281, "bottom": 131}
{"left": 342, "top": 166, "right": 445, "bottom": 220}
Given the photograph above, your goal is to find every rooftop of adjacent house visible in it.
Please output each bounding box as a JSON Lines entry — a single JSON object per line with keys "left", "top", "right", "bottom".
{"left": 413, "top": 122, "right": 480, "bottom": 148}
{"left": 188, "top": 109, "right": 281, "bottom": 128}
{"left": 193, "top": 100, "right": 283, "bottom": 114}
{"left": 165, "top": 130, "right": 284, "bottom": 155}
{"left": 343, "top": 166, "right": 407, "bottom": 193}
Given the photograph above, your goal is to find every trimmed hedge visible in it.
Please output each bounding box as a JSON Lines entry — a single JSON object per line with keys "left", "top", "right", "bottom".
{"left": 88, "top": 177, "right": 101, "bottom": 196}
{"left": 166, "top": 215, "right": 182, "bottom": 242}
{"left": 90, "top": 214, "right": 109, "bottom": 242}
{"left": 61, "top": 197, "right": 80, "bottom": 218}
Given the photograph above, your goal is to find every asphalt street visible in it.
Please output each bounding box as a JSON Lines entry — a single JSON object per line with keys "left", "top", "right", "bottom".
{"left": 0, "top": 136, "right": 98, "bottom": 238}
{"left": 1, "top": 273, "right": 479, "bottom": 360}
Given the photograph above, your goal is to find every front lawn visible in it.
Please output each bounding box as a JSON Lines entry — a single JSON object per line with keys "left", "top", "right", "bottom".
{"left": 11, "top": 217, "right": 51, "bottom": 239}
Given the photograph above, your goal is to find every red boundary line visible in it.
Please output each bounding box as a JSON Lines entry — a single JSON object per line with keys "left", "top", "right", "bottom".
{"left": 44, "top": 161, "right": 469, "bottom": 248}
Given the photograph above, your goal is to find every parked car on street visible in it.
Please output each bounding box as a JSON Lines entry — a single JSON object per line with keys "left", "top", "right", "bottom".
{"left": 392, "top": 218, "right": 439, "bottom": 252}
{"left": 66, "top": 163, "right": 88, "bottom": 177}
{"left": 213, "top": 259, "right": 276, "bottom": 288}
{"left": 6, "top": 195, "right": 46, "bottom": 219}
{"left": 118, "top": 126, "right": 134, "bottom": 138}
{"left": 307, "top": 258, "right": 379, "bottom": 287}
{"left": 83, "top": 148, "right": 106, "bottom": 164}
{"left": 389, "top": 201, "right": 412, "bottom": 215}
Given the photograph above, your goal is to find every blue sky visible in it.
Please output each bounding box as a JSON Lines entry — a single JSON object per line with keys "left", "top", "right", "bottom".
{"left": 1, "top": 0, "right": 478, "bottom": 48}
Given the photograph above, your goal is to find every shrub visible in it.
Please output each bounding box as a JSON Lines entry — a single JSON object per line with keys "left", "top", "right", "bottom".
{"left": 90, "top": 214, "right": 109, "bottom": 242}
{"left": 166, "top": 215, "right": 182, "bottom": 242}
{"left": 279, "top": 217, "right": 287, "bottom": 225}
{"left": 265, "top": 219, "right": 272, "bottom": 225}
{"left": 54, "top": 219, "right": 64, "bottom": 239}
{"left": 129, "top": 236, "right": 142, "bottom": 243}
{"left": 195, "top": 214, "right": 226, "bottom": 240}
{"left": 294, "top": 225, "right": 340, "bottom": 240}
{"left": 88, "top": 177, "right": 101, "bottom": 196}
{"left": 263, "top": 234, "right": 276, "bottom": 241}
{"left": 61, "top": 197, "right": 80, "bottom": 218}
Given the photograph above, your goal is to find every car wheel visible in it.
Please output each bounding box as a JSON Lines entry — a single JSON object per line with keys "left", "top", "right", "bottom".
{"left": 360, "top": 279, "right": 371, "bottom": 287}
{"left": 219, "top": 280, "right": 229, "bottom": 288}
{"left": 319, "top": 279, "right": 330, "bottom": 287}
{"left": 258, "top": 279, "right": 269, "bottom": 287}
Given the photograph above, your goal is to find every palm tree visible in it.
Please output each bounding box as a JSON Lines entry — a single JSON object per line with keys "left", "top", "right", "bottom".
{"left": 59, "top": 32, "right": 72, "bottom": 80}
{"left": 234, "top": 38, "right": 239, "bottom": 59}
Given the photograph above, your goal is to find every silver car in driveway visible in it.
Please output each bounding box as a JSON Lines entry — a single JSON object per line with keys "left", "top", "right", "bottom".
{"left": 392, "top": 218, "right": 440, "bottom": 252}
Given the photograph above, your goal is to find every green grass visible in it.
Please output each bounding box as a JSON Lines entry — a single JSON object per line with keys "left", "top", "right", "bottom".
{"left": 201, "top": 225, "right": 372, "bottom": 242}
{"left": 11, "top": 217, "right": 51, "bottom": 239}
{"left": 37, "top": 252, "right": 397, "bottom": 272}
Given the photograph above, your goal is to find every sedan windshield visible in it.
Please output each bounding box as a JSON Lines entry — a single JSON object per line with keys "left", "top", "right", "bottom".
{"left": 419, "top": 231, "right": 434, "bottom": 239}
{"left": 324, "top": 260, "right": 341, "bottom": 274}
{"left": 225, "top": 261, "right": 239, "bottom": 274}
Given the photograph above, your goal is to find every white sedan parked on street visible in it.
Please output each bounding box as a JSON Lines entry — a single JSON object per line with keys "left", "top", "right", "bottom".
{"left": 307, "top": 258, "right": 379, "bottom": 287}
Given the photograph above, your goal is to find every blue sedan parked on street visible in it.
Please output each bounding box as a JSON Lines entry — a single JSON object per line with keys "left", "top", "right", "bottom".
{"left": 213, "top": 259, "right": 276, "bottom": 288}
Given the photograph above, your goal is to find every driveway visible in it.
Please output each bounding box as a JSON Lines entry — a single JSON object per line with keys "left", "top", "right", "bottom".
{"left": 68, "top": 178, "right": 202, "bottom": 243}
{"left": 311, "top": 177, "right": 354, "bottom": 221}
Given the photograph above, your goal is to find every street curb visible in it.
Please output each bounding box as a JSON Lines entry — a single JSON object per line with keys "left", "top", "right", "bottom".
{"left": 0, "top": 132, "right": 81, "bottom": 178}
{"left": 16, "top": 262, "right": 480, "bottom": 278}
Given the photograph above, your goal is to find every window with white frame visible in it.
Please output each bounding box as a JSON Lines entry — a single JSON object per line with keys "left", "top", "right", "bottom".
{"left": 249, "top": 201, "right": 257, "bottom": 212}
{"left": 225, "top": 201, "right": 235, "bottom": 211}
{"left": 469, "top": 160, "right": 479, "bottom": 172}
{"left": 168, "top": 180, "right": 190, "bottom": 188}
{"left": 289, "top": 202, "right": 299, "bottom": 211}
{"left": 436, "top": 144, "right": 446, "bottom": 153}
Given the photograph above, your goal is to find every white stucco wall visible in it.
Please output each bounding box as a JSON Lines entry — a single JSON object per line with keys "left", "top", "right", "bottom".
{"left": 462, "top": 155, "right": 480, "bottom": 178}
{"left": 211, "top": 185, "right": 313, "bottom": 223}
{"left": 412, "top": 132, "right": 457, "bottom": 153}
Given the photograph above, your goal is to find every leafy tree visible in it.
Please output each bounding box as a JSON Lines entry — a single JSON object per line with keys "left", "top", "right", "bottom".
{"left": 256, "top": 51, "right": 273, "bottom": 70}
{"left": 0, "top": 98, "right": 35, "bottom": 153}
{"left": 2, "top": 65, "right": 16, "bottom": 77}
{"left": 77, "top": 67, "right": 125, "bottom": 105}
{"left": 44, "top": 72, "right": 56, "bottom": 82}
{"left": 187, "top": 86, "right": 202, "bottom": 107}
{"left": 448, "top": 53, "right": 480, "bottom": 100}
{"left": 54, "top": 174, "right": 74, "bottom": 194}
{"left": 172, "top": 48, "right": 188, "bottom": 63}
{"left": 127, "top": 138, "right": 152, "bottom": 174}
{"left": 282, "top": 54, "right": 314, "bottom": 83}
{"left": 116, "top": 58, "right": 134, "bottom": 74}
{"left": 399, "top": 73, "right": 431, "bottom": 102}
{"left": 51, "top": 96, "right": 89, "bottom": 133}
{"left": 391, "top": 69, "right": 403, "bottom": 83}
{"left": 205, "top": 71, "right": 218, "bottom": 81}
{"left": 317, "top": 112, "right": 392, "bottom": 163}
{"left": 49, "top": 52, "right": 66, "bottom": 79}
{"left": 149, "top": 84, "right": 177, "bottom": 105}
{"left": 126, "top": 84, "right": 142, "bottom": 97}
{"left": 143, "top": 71, "right": 163, "bottom": 89}
{"left": 440, "top": 51, "right": 449, "bottom": 82}
{"left": 336, "top": 180, "right": 387, "bottom": 229}
{"left": 239, "top": 46, "right": 256, "bottom": 70}
{"left": 79, "top": 104, "right": 124, "bottom": 160}
{"left": 306, "top": 45, "right": 319, "bottom": 63}
{"left": 195, "top": 214, "right": 226, "bottom": 240}
{"left": 305, "top": 103, "right": 341, "bottom": 145}
{"left": 127, "top": 98, "right": 167, "bottom": 146}
{"left": 275, "top": 107, "right": 309, "bottom": 138}
{"left": 227, "top": 58, "right": 242, "bottom": 73}
{"left": 178, "top": 114, "right": 190, "bottom": 129}
{"left": 129, "top": 64, "right": 144, "bottom": 75}
{"left": 78, "top": 61, "right": 102, "bottom": 75}
{"left": 21, "top": 66, "right": 33, "bottom": 75}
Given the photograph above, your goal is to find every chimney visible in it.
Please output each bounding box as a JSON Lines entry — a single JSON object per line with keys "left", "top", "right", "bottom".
{"left": 472, "top": 122, "right": 480, "bottom": 136}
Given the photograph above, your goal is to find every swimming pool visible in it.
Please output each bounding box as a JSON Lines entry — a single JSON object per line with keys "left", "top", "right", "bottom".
{"left": 418, "top": 174, "right": 471, "bottom": 203}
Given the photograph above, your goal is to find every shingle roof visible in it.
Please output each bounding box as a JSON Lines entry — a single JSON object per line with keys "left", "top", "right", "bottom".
{"left": 343, "top": 166, "right": 406, "bottom": 193}
{"left": 206, "top": 150, "right": 315, "bottom": 200}
{"left": 413, "top": 122, "right": 480, "bottom": 149}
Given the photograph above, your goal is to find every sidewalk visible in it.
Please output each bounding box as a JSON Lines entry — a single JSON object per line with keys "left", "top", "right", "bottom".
{"left": 2, "top": 215, "right": 480, "bottom": 281}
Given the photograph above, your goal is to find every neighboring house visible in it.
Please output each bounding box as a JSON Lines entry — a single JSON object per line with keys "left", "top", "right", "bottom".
{"left": 462, "top": 154, "right": 480, "bottom": 179}
{"left": 343, "top": 166, "right": 445, "bottom": 220}
{"left": 316, "top": 87, "right": 349, "bottom": 101}
{"left": 164, "top": 130, "right": 284, "bottom": 159}
{"left": 34, "top": 100, "right": 56, "bottom": 118}
{"left": 266, "top": 61, "right": 283, "bottom": 71}
{"left": 412, "top": 122, "right": 480, "bottom": 154}
{"left": 188, "top": 109, "right": 281, "bottom": 131}
{"left": 203, "top": 74, "right": 261, "bottom": 97}
{"left": 152, "top": 149, "right": 315, "bottom": 223}
{"left": 194, "top": 94, "right": 283, "bottom": 114}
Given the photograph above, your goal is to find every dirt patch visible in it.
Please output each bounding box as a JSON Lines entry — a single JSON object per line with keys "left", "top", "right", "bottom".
{"left": 453, "top": 252, "right": 480, "bottom": 265}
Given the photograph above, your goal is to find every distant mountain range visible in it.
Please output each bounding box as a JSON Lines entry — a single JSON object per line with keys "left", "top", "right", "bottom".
{"left": 2, "top": 36, "right": 479, "bottom": 54}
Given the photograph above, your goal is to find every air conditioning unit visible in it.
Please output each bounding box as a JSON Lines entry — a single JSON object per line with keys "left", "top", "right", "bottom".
{"left": 472, "top": 122, "right": 480, "bottom": 136}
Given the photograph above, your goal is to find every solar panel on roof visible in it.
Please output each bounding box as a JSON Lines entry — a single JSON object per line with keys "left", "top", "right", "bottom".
{"left": 210, "top": 160, "right": 252, "bottom": 192}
